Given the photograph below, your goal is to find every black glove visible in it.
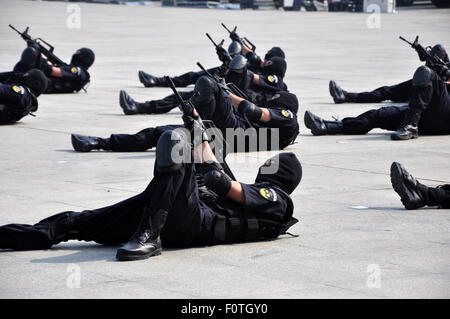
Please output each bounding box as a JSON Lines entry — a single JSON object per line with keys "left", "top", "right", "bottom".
{"left": 182, "top": 114, "right": 211, "bottom": 146}
{"left": 230, "top": 31, "right": 242, "bottom": 44}
{"left": 216, "top": 47, "right": 231, "bottom": 64}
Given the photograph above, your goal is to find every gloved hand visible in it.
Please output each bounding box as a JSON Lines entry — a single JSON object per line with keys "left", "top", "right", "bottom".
{"left": 229, "top": 31, "right": 242, "bottom": 44}
{"left": 216, "top": 46, "right": 231, "bottom": 64}
{"left": 182, "top": 113, "right": 211, "bottom": 146}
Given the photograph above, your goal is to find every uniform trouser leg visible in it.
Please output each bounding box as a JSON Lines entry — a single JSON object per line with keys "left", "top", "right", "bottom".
{"left": 341, "top": 105, "right": 409, "bottom": 134}
{"left": 0, "top": 162, "right": 206, "bottom": 250}
{"left": 346, "top": 80, "right": 412, "bottom": 103}
{"left": 109, "top": 125, "right": 183, "bottom": 152}
{"left": 170, "top": 67, "right": 220, "bottom": 87}
{"left": 138, "top": 91, "right": 194, "bottom": 114}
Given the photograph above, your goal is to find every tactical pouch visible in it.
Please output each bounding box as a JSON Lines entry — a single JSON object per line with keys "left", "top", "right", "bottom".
{"left": 213, "top": 212, "right": 297, "bottom": 243}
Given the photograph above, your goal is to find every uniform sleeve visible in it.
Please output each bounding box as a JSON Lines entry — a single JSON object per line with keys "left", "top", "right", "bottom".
{"left": 257, "top": 74, "right": 285, "bottom": 93}
{"left": 60, "top": 65, "right": 88, "bottom": 81}
{"left": 240, "top": 183, "right": 289, "bottom": 222}
{"left": 0, "top": 84, "right": 33, "bottom": 107}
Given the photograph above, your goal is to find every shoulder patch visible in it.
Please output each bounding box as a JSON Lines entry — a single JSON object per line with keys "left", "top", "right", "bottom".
{"left": 12, "top": 85, "right": 25, "bottom": 95}
{"left": 259, "top": 187, "right": 277, "bottom": 202}
{"left": 71, "top": 67, "right": 81, "bottom": 75}
{"left": 267, "top": 75, "right": 278, "bottom": 83}
{"left": 281, "top": 109, "right": 293, "bottom": 118}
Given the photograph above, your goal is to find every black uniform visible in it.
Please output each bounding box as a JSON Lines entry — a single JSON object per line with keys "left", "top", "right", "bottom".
{"left": 344, "top": 79, "right": 412, "bottom": 103}
{"left": 75, "top": 88, "right": 299, "bottom": 153}
{"left": 0, "top": 152, "right": 301, "bottom": 252}
{"left": 0, "top": 83, "right": 38, "bottom": 125}
{"left": 341, "top": 70, "right": 450, "bottom": 135}
{"left": 7, "top": 42, "right": 91, "bottom": 94}
{"left": 139, "top": 46, "right": 286, "bottom": 88}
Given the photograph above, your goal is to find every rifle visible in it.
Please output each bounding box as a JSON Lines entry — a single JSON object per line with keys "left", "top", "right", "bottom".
{"left": 221, "top": 23, "right": 256, "bottom": 52}
{"left": 165, "top": 76, "right": 236, "bottom": 180}
{"left": 196, "top": 62, "right": 250, "bottom": 101}
{"left": 400, "top": 36, "right": 450, "bottom": 81}
{"left": 206, "top": 33, "right": 231, "bottom": 65}
{"left": 9, "top": 24, "right": 67, "bottom": 66}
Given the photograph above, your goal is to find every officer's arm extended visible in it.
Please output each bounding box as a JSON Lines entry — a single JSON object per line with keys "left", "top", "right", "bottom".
{"left": 194, "top": 140, "right": 245, "bottom": 204}
{"left": 228, "top": 93, "right": 271, "bottom": 122}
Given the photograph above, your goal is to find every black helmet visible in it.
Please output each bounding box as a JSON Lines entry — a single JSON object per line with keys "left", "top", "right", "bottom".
{"left": 264, "top": 47, "right": 285, "bottom": 60}
{"left": 21, "top": 69, "right": 48, "bottom": 97}
{"left": 193, "top": 76, "right": 217, "bottom": 106}
{"left": 430, "top": 44, "right": 449, "bottom": 63}
{"left": 263, "top": 57, "right": 287, "bottom": 78}
{"left": 71, "top": 48, "right": 95, "bottom": 69}
{"left": 228, "top": 41, "right": 242, "bottom": 58}
{"left": 267, "top": 92, "right": 299, "bottom": 114}
{"left": 255, "top": 152, "right": 302, "bottom": 194}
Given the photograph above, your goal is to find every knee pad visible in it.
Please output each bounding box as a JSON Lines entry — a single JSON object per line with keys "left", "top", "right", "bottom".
{"left": 412, "top": 66, "right": 433, "bottom": 88}
{"left": 20, "top": 47, "right": 39, "bottom": 69}
{"left": 155, "top": 130, "right": 189, "bottom": 172}
{"left": 246, "top": 52, "right": 262, "bottom": 68}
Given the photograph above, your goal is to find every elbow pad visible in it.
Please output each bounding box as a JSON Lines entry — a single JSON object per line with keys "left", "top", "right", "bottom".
{"left": 246, "top": 52, "right": 262, "bottom": 68}
{"left": 238, "top": 100, "right": 262, "bottom": 122}
{"left": 203, "top": 170, "right": 232, "bottom": 197}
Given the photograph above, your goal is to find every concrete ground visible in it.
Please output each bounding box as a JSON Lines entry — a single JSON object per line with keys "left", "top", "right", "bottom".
{"left": 0, "top": 0, "right": 449, "bottom": 299}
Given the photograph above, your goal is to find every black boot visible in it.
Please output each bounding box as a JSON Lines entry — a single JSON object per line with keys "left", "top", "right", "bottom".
{"left": 390, "top": 162, "right": 426, "bottom": 209}
{"left": 329, "top": 80, "right": 348, "bottom": 104}
{"left": 119, "top": 90, "right": 141, "bottom": 115}
{"left": 304, "top": 111, "right": 343, "bottom": 136}
{"left": 138, "top": 71, "right": 163, "bottom": 88}
{"left": 71, "top": 134, "right": 111, "bottom": 152}
{"left": 116, "top": 208, "right": 168, "bottom": 261}
{"left": 391, "top": 108, "right": 422, "bottom": 140}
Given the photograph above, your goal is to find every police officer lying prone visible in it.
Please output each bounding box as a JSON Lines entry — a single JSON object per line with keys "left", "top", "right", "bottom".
{"left": 304, "top": 65, "right": 450, "bottom": 141}
{"left": 72, "top": 75, "right": 299, "bottom": 152}
{"left": 0, "top": 110, "right": 303, "bottom": 262}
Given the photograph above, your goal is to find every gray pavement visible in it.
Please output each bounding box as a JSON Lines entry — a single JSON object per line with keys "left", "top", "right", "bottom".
{"left": 0, "top": 0, "right": 449, "bottom": 298}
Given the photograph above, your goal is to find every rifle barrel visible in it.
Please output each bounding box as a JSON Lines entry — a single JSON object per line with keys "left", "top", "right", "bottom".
{"left": 221, "top": 23, "right": 232, "bottom": 34}
{"left": 165, "top": 76, "right": 185, "bottom": 107}
{"left": 399, "top": 36, "right": 412, "bottom": 46}
{"left": 206, "top": 33, "right": 217, "bottom": 47}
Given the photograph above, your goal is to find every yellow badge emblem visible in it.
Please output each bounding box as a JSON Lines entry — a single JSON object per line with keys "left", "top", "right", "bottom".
{"left": 281, "top": 109, "right": 293, "bottom": 118}
{"left": 71, "top": 67, "right": 79, "bottom": 75}
{"left": 267, "top": 75, "right": 278, "bottom": 83}
{"left": 12, "top": 85, "right": 24, "bottom": 95}
{"left": 259, "top": 187, "right": 277, "bottom": 202}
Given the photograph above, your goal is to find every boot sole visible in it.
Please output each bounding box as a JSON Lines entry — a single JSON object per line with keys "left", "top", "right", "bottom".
{"left": 71, "top": 134, "right": 92, "bottom": 152}
{"left": 138, "top": 71, "right": 154, "bottom": 88}
{"left": 390, "top": 162, "right": 422, "bottom": 210}
{"left": 329, "top": 81, "right": 346, "bottom": 104}
{"left": 119, "top": 90, "right": 135, "bottom": 115}
{"left": 116, "top": 247, "right": 162, "bottom": 262}
{"left": 390, "top": 133, "right": 418, "bottom": 141}
{"left": 304, "top": 111, "right": 326, "bottom": 136}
